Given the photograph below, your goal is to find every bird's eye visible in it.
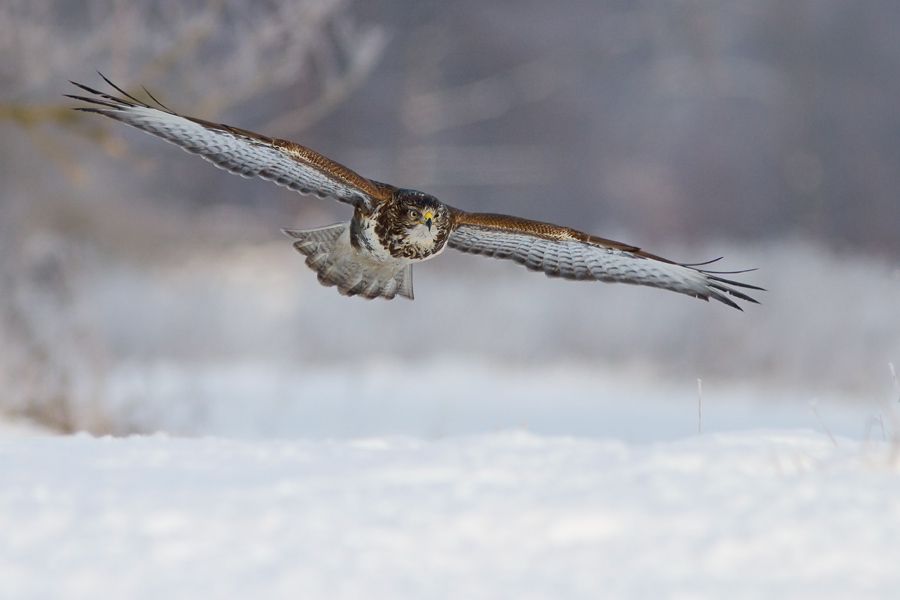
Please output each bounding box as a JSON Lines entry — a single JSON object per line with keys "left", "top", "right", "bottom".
{"left": 408, "top": 209, "right": 419, "bottom": 219}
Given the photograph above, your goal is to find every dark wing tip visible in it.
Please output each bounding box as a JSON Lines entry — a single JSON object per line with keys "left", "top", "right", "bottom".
{"left": 707, "top": 274, "right": 766, "bottom": 293}
{"left": 705, "top": 276, "right": 763, "bottom": 310}
{"left": 96, "top": 71, "right": 146, "bottom": 107}
{"left": 64, "top": 93, "right": 122, "bottom": 110}
{"left": 68, "top": 74, "right": 159, "bottom": 113}
{"left": 682, "top": 256, "right": 724, "bottom": 267}
{"left": 705, "top": 287, "right": 745, "bottom": 311}
{"left": 141, "top": 85, "right": 173, "bottom": 112}
{"left": 670, "top": 255, "right": 765, "bottom": 310}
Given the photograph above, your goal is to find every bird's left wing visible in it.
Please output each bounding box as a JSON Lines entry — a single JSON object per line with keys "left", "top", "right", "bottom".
{"left": 67, "top": 75, "right": 393, "bottom": 211}
{"left": 448, "top": 210, "right": 762, "bottom": 310}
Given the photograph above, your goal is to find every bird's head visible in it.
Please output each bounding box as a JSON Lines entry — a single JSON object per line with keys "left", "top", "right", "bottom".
{"left": 394, "top": 189, "right": 449, "bottom": 242}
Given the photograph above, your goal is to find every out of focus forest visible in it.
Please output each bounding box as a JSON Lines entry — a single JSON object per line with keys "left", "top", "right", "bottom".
{"left": 1, "top": 0, "right": 898, "bottom": 434}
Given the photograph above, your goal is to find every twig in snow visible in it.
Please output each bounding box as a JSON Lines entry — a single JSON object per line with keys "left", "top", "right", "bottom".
{"left": 697, "top": 377, "right": 703, "bottom": 435}
{"left": 890, "top": 362, "right": 899, "bottom": 404}
{"left": 809, "top": 399, "right": 837, "bottom": 446}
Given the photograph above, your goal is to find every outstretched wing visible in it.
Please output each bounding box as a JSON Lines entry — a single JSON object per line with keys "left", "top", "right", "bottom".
{"left": 67, "top": 74, "right": 392, "bottom": 211}
{"left": 448, "top": 211, "right": 762, "bottom": 310}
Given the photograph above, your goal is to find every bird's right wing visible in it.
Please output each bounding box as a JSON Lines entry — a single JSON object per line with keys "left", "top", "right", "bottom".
{"left": 67, "top": 75, "right": 393, "bottom": 211}
{"left": 448, "top": 210, "right": 763, "bottom": 310}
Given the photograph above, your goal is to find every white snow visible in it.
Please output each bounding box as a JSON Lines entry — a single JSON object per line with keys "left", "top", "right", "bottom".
{"left": 2, "top": 237, "right": 898, "bottom": 598}
{"left": 2, "top": 426, "right": 900, "bottom": 600}
{"left": 100, "top": 359, "right": 881, "bottom": 441}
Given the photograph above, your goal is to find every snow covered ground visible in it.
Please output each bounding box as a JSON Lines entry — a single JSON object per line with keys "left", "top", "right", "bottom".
{"left": 3, "top": 426, "right": 900, "bottom": 600}
{"left": 4, "top": 356, "right": 899, "bottom": 599}
{"left": 2, "top": 237, "right": 898, "bottom": 598}
{"left": 101, "top": 359, "right": 884, "bottom": 441}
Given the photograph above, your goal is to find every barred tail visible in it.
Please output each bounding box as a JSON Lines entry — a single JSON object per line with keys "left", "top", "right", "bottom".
{"left": 282, "top": 224, "right": 414, "bottom": 300}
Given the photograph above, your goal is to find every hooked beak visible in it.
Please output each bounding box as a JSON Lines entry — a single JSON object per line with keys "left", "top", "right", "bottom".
{"left": 425, "top": 218, "right": 433, "bottom": 231}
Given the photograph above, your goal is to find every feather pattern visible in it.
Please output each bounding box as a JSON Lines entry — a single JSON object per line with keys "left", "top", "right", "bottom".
{"left": 283, "top": 224, "right": 414, "bottom": 300}
{"left": 67, "top": 75, "right": 391, "bottom": 211}
{"left": 448, "top": 211, "right": 762, "bottom": 310}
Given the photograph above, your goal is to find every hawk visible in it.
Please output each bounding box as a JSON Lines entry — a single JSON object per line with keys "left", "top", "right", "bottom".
{"left": 68, "top": 75, "right": 762, "bottom": 309}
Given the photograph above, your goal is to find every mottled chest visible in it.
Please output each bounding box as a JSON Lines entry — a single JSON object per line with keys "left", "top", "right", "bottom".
{"left": 350, "top": 213, "right": 394, "bottom": 261}
{"left": 350, "top": 206, "right": 451, "bottom": 262}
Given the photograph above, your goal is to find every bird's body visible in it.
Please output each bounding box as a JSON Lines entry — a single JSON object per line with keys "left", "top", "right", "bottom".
{"left": 287, "top": 191, "right": 453, "bottom": 299}
{"left": 363, "top": 190, "right": 453, "bottom": 261}
{"left": 68, "top": 75, "right": 763, "bottom": 309}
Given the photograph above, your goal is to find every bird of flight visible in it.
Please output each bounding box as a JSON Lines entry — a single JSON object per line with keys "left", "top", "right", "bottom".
{"left": 68, "top": 75, "right": 762, "bottom": 309}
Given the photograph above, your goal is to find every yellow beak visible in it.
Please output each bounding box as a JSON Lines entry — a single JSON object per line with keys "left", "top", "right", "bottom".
{"left": 424, "top": 211, "right": 434, "bottom": 230}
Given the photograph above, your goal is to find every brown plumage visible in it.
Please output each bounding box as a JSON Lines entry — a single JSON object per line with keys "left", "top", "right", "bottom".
{"left": 451, "top": 212, "right": 643, "bottom": 252}
{"left": 68, "top": 74, "right": 763, "bottom": 309}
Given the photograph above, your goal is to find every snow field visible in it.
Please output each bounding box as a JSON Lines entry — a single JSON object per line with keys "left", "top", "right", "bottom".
{"left": 2, "top": 430, "right": 899, "bottom": 599}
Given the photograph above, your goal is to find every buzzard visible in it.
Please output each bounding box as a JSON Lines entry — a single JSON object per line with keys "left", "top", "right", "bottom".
{"left": 68, "top": 75, "right": 762, "bottom": 309}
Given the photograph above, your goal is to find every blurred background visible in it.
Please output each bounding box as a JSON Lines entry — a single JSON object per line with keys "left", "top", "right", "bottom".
{"left": 1, "top": 0, "right": 898, "bottom": 437}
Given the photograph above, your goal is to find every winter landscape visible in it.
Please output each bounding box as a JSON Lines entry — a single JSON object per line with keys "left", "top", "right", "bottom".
{"left": 3, "top": 2, "right": 900, "bottom": 599}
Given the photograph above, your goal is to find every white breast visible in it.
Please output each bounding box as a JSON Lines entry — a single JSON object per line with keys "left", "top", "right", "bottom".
{"left": 354, "top": 215, "right": 395, "bottom": 261}
{"left": 405, "top": 223, "right": 448, "bottom": 259}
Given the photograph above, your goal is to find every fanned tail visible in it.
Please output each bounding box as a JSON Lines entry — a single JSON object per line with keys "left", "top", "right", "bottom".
{"left": 282, "top": 224, "right": 414, "bottom": 300}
